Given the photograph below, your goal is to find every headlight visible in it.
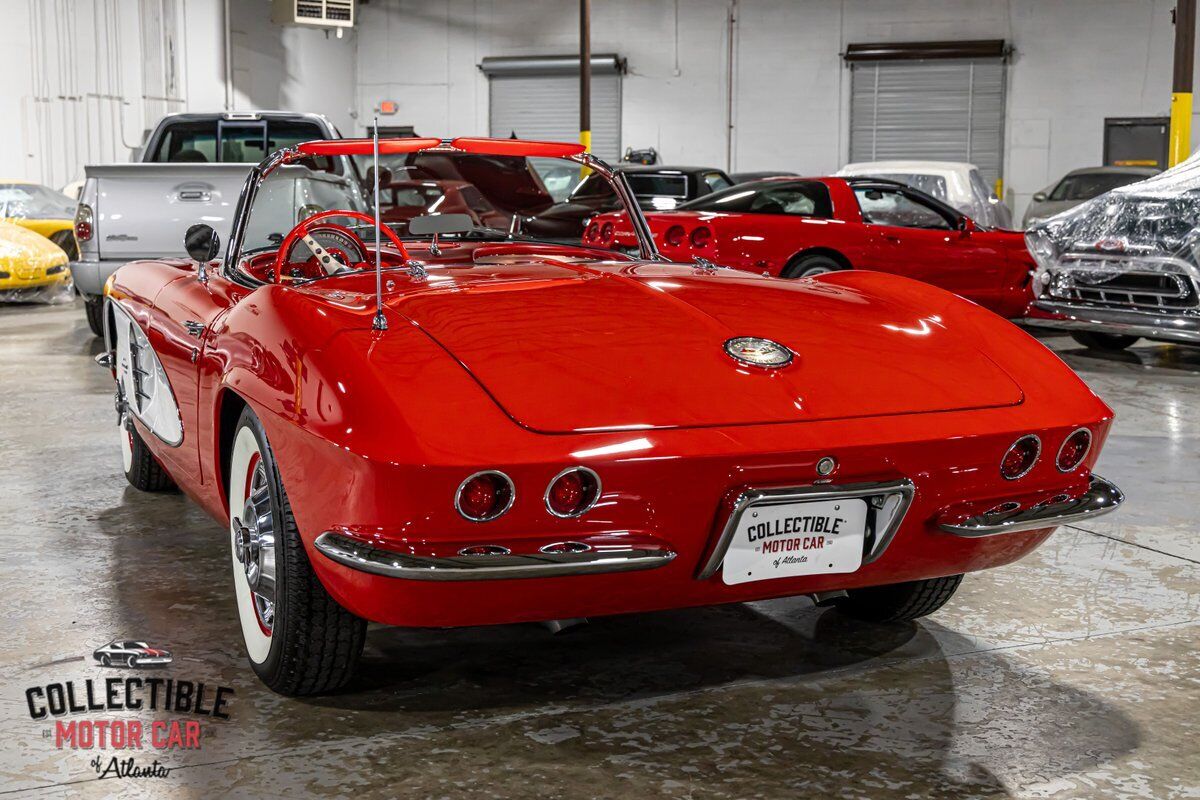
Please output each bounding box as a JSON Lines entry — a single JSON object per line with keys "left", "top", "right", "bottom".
{"left": 1024, "top": 226, "right": 1057, "bottom": 269}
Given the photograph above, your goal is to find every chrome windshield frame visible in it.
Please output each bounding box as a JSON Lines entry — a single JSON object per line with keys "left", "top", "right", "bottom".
{"left": 221, "top": 143, "right": 661, "bottom": 287}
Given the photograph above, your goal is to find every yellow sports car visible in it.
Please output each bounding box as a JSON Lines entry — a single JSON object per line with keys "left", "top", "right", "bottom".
{"left": 1, "top": 180, "right": 77, "bottom": 260}
{"left": 0, "top": 220, "right": 70, "bottom": 292}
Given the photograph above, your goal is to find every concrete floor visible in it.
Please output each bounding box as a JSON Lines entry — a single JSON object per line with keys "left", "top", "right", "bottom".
{"left": 1, "top": 299, "right": 1198, "bottom": 799}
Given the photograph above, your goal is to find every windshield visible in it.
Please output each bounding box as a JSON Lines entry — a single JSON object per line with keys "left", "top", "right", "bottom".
{"left": 1049, "top": 172, "right": 1152, "bottom": 201}
{"left": 234, "top": 152, "right": 646, "bottom": 284}
{"left": 862, "top": 173, "right": 950, "bottom": 203}
{"left": 0, "top": 183, "right": 75, "bottom": 219}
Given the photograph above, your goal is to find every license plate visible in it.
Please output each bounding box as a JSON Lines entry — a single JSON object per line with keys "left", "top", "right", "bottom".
{"left": 722, "top": 498, "right": 869, "bottom": 585}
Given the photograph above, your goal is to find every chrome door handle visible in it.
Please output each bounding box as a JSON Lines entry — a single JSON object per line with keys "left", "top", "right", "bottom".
{"left": 183, "top": 321, "right": 206, "bottom": 337}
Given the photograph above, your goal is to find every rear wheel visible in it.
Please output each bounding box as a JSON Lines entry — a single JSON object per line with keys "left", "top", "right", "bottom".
{"left": 836, "top": 575, "right": 963, "bottom": 623}
{"left": 785, "top": 253, "right": 844, "bottom": 279}
{"left": 121, "top": 411, "right": 175, "bottom": 492}
{"left": 84, "top": 298, "right": 104, "bottom": 337}
{"left": 1070, "top": 331, "right": 1139, "bottom": 351}
{"left": 228, "top": 407, "right": 366, "bottom": 695}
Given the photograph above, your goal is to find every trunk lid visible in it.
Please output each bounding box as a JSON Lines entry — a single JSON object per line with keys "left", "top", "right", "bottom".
{"left": 385, "top": 260, "right": 1023, "bottom": 433}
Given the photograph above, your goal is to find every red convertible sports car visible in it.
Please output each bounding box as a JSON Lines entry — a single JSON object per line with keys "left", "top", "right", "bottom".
{"left": 587, "top": 176, "right": 1036, "bottom": 318}
{"left": 98, "top": 136, "right": 1122, "bottom": 696}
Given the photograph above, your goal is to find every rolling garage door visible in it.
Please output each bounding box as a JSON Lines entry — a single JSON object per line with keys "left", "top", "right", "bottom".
{"left": 481, "top": 55, "right": 624, "bottom": 163}
{"left": 846, "top": 41, "right": 1008, "bottom": 186}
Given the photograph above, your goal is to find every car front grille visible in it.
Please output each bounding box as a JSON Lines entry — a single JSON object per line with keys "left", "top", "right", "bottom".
{"left": 1046, "top": 255, "right": 1200, "bottom": 312}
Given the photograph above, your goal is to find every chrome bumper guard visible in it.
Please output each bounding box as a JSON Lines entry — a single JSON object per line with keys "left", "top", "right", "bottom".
{"left": 1029, "top": 301, "right": 1200, "bottom": 344}
{"left": 696, "top": 480, "right": 916, "bottom": 580}
{"left": 938, "top": 474, "right": 1123, "bottom": 537}
{"left": 314, "top": 532, "right": 677, "bottom": 581}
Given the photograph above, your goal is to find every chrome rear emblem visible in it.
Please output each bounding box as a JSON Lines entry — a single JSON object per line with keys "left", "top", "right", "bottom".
{"left": 724, "top": 337, "right": 793, "bottom": 368}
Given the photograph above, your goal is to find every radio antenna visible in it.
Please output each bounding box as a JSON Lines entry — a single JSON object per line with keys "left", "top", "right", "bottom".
{"left": 371, "top": 115, "right": 387, "bottom": 331}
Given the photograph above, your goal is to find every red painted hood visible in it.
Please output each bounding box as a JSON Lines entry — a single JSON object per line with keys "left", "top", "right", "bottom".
{"left": 383, "top": 260, "right": 1023, "bottom": 434}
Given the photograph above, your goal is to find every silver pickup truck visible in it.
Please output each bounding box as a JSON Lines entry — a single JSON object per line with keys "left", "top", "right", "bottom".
{"left": 72, "top": 111, "right": 362, "bottom": 335}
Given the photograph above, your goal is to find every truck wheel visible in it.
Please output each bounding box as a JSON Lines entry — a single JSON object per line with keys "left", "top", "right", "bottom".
{"left": 84, "top": 298, "right": 104, "bottom": 337}
{"left": 785, "top": 253, "right": 843, "bottom": 279}
{"left": 121, "top": 411, "right": 175, "bottom": 492}
{"left": 836, "top": 574, "right": 963, "bottom": 623}
{"left": 228, "top": 407, "right": 366, "bottom": 696}
{"left": 1070, "top": 331, "right": 1139, "bottom": 351}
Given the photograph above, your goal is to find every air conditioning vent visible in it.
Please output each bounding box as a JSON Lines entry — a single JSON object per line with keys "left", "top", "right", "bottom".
{"left": 272, "top": 0, "right": 355, "bottom": 29}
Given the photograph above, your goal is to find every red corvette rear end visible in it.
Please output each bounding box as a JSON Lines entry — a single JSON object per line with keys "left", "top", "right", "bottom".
{"left": 99, "top": 138, "right": 1119, "bottom": 695}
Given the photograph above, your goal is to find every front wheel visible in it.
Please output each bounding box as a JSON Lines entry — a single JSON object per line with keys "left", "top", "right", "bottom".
{"left": 228, "top": 407, "right": 366, "bottom": 696}
{"left": 121, "top": 412, "right": 175, "bottom": 492}
{"left": 84, "top": 298, "right": 104, "bottom": 337}
{"left": 1070, "top": 331, "right": 1139, "bottom": 351}
{"left": 835, "top": 574, "right": 963, "bottom": 623}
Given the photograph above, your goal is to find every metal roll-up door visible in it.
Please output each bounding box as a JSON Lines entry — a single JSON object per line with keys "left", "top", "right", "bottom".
{"left": 481, "top": 55, "right": 624, "bottom": 163}
{"left": 847, "top": 44, "right": 1007, "bottom": 186}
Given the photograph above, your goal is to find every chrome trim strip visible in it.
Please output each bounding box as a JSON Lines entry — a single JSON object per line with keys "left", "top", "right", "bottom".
{"left": 938, "top": 474, "right": 1123, "bottom": 537}
{"left": 314, "top": 532, "right": 676, "bottom": 581}
{"left": 696, "top": 479, "right": 916, "bottom": 581}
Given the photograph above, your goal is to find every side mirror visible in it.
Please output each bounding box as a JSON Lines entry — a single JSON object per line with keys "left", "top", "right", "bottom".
{"left": 185, "top": 223, "right": 221, "bottom": 263}
{"left": 959, "top": 216, "right": 977, "bottom": 235}
{"left": 1032, "top": 191, "right": 1048, "bottom": 202}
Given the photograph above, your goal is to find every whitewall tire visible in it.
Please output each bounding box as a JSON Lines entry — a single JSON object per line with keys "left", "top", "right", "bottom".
{"left": 226, "top": 406, "right": 367, "bottom": 695}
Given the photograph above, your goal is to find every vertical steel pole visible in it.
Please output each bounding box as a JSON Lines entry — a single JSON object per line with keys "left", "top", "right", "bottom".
{"left": 580, "top": 0, "right": 591, "bottom": 154}
{"left": 371, "top": 117, "right": 387, "bottom": 331}
{"left": 1171, "top": 0, "right": 1196, "bottom": 166}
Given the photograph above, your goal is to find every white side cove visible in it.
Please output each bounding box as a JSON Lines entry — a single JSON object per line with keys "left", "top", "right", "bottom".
{"left": 111, "top": 303, "right": 184, "bottom": 447}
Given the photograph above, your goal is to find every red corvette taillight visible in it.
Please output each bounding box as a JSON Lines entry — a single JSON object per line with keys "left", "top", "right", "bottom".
{"left": 1000, "top": 435, "right": 1041, "bottom": 480}
{"left": 664, "top": 225, "right": 686, "bottom": 247}
{"left": 1056, "top": 428, "right": 1092, "bottom": 472}
{"left": 690, "top": 226, "right": 712, "bottom": 248}
{"left": 584, "top": 221, "right": 598, "bottom": 242}
{"left": 74, "top": 204, "right": 94, "bottom": 242}
{"left": 600, "top": 222, "right": 614, "bottom": 244}
{"left": 455, "top": 471, "right": 514, "bottom": 522}
{"left": 545, "top": 468, "right": 601, "bottom": 517}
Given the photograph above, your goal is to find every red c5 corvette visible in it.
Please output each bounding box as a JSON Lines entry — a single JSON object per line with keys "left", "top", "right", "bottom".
{"left": 587, "top": 176, "right": 1036, "bottom": 318}
{"left": 98, "top": 137, "right": 1120, "bottom": 696}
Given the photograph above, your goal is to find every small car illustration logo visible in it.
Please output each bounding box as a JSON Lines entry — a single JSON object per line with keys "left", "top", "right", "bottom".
{"left": 723, "top": 337, "right": 793, "bottom": 368}
{"left": 92, "top": 640, "right": 173, "bottom": 669}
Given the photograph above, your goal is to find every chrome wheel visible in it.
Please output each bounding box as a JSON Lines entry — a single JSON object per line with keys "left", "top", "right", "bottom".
{"left": 799, "top": 265, "right": 834, "bottom": 278}
{"left": 232, "top": 459, "right": 277, "bottom": 633}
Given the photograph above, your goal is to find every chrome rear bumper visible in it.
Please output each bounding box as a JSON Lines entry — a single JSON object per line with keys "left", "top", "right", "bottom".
{"left": 938, "top": 474, "right": 1123, "bottom": 537}
{"left": 314, "top": 531, "right": 676, "bottom": 581}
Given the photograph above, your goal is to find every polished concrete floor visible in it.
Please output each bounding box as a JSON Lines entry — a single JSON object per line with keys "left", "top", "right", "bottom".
{"left": 1, "top": 299, "right": 1198, "bottom": 799}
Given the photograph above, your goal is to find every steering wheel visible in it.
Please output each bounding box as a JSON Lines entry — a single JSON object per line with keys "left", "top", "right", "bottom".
{"left": 273, "top": 210, "right": 411, "bottom": 283}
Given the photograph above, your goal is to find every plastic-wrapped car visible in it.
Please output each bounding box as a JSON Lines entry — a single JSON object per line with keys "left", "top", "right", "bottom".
{"left": 0, "top": 180, "right": 78, "bottom": 260}
{"left": 1025, "top": 151, "right": 1200, "bottom": 350}
{"left": 0, "top": 220, "right": 72, "bottom": 304}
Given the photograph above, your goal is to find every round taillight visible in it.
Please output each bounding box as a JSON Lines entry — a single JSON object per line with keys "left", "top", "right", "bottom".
{"left": 664, "top": 225, "right": 686, "bottom": 247}
{"left": 455, "top": 471, "right": 514, "bottom": 522}
{"left": 584, "top": 221, "right": 598, "bottom": 242}
{"left": 690, "top": 226, "right": 712, "bottom": 248}
{"left": 1000, "top": 435, "right": 1041, "bottom": 480}
{"left": 1056, "top": 428, "right": 1092, "bottom": 472}
{"left": 600, "top": 222, "right": 614, "bottom": 243}
{"left": 544, "top": 467, "right": 602, "bottom": 518}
